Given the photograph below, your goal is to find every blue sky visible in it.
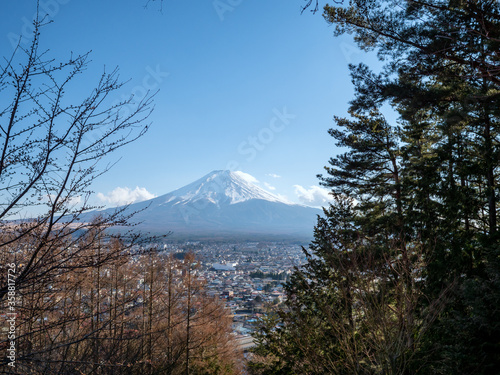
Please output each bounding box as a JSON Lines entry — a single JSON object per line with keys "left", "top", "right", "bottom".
{"left": 1, "top": 0, "right": 376, "bottom": 208}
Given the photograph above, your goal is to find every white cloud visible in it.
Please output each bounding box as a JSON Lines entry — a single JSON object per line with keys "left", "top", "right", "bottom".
{"left": 68, "top": 196, "right": 82, "bottom": 206}
{"left": 97, "top": 187, "right": 156, "bottom": 207}
{"left": 233, "top": 171, "right": 259, "bottom": 184}
{"left": 267, "top": 173, "right": 281, "bottom": 178}
{"left": 264, "top": 182, "right": 276, "bottom": 191}
{"left": 293, "top": 185, "right": 332, "bottom": 207}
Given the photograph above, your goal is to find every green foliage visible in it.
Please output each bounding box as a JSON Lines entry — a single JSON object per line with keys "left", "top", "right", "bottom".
{"left": 252, "top": 1, "right": 500, "bottom": 374}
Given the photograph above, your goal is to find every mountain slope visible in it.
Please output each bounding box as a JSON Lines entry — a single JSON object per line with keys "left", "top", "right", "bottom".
{"left": 97, "top": 170, "right": 321, "bottom": 240}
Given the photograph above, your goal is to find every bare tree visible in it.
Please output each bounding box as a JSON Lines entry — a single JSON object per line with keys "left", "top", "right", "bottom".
{"left": 0, "top": 10, "right": 154, "bottom": 299}
{"left": 0, "top": 10, "right": 158, "bottom": 372}
{"left": 0, "top": 8, "right": 244, "bottom": 374}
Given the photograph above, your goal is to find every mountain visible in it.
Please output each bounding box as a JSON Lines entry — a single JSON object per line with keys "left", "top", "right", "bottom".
{"left": 96, "top": 170, "right": 321, "bottom": 240}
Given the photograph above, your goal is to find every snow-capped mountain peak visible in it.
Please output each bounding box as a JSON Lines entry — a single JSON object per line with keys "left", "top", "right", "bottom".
{"left": 86, "top": 170, "right": 320, "bottom": 239}
{"left": 169, "top": 170, "right": 288, "bottom": 206}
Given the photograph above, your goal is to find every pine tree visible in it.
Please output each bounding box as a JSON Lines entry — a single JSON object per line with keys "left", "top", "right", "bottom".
{"left": 253, "top": 1, "right": 500, "bottom": 373}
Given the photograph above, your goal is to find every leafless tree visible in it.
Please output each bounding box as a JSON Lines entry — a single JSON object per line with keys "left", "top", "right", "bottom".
{"left": 0, "top": 10, "right": 159, "bottom": 372}
{"left": 0, "top": 10, "right": 154, "bottom": 300}
{"left": 0, "top": 7, "right": 243, "bottom": 374}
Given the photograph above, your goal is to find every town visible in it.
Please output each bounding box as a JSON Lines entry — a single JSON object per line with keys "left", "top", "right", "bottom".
{"left": 162, "top": 241, "right": 307, "bottom": 348}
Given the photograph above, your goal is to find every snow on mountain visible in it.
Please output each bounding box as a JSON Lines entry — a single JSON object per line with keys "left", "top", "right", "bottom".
{"left": 158, "top": 170, "right": 289, "bottom": 207}
{"left": 95, "top": 170, "right": 320, "bottom": 240}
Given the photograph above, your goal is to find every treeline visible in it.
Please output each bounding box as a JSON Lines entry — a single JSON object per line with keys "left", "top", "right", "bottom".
{"left": 251, "top": 1, "right": 500, "bottom": 374}
{"left": 0, "top": 226, "right": 241, "bottom": 374}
